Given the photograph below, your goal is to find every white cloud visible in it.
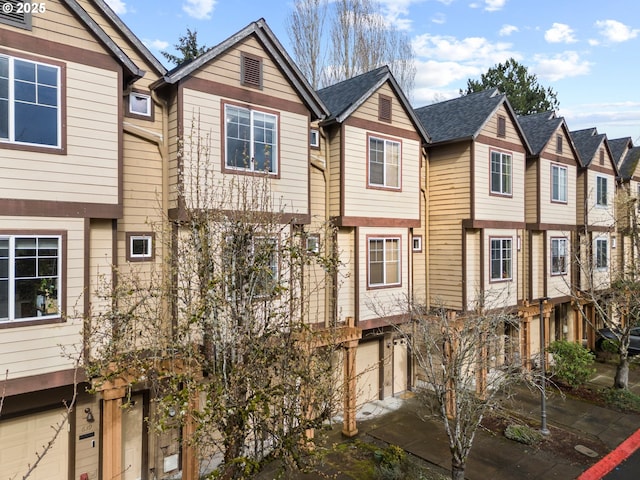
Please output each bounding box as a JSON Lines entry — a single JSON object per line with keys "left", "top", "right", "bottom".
{"left": 484, "top": 0, "right": 507, "bottom": 12}
{"left": 499, "top": 24, "right": 518, "bottom": 37}
{"left": 412, "top": 59, "right": 479, "bottom": 105}
{"left": 412, "top": 33, "right": 518, "bottom": 65}
{"left": 559, "top": 101, "right": 640, "bottom": 140}
{"left": 432, "top": 13, "right": 446, "bottom": 25}
{"left": 105, "top": 0, "right": 127, "bottom": 14}
{"left": 182, "top": 0, "right": 216, "bottom": 20}
{"left": 532, "top": 51, "right": 592, "bottom": 82}
{"left": 144, "top": 39, "right": 170, "bottom": 51}
{"left": 594, "top": 19, "right": 640, "bottom": 43}
{"left": 544, "top": 23, "right": 577, "bottom": 44}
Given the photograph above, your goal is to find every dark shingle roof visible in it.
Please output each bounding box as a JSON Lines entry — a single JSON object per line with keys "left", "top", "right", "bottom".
{"left": 413, "top": 88, "right": 506, "bottom": 144}
{"left": 570, "top": 128, "right": 606, "bottom": 167}
{"left": 317, "top": 66, "right": 389, "bottom": 121}
{"left": 608, "top": 137, "right": 633, "bottom": 167}
{"left": 619, "top": 147, "right": 640, "bottom": 180}
{"left": 517, "top": 111, "right": 561, "bottom": 155}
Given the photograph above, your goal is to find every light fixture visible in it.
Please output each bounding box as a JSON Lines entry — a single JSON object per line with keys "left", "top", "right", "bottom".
{"left": 85, "top": 407, "right": 95, "bottom": 423}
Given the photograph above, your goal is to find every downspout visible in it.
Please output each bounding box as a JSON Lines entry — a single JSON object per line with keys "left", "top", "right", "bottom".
{"left": 422, "top": 145, "right": 430, "bottom": 309}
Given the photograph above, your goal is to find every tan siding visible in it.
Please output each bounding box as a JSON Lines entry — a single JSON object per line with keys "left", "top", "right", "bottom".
{"left": 480, "top": 104, "right": 521, "bottom": 145}
{"left": 0, "top": 218, "right": 85, "bottom": 379}
{"left": 525, "top": 161, "right": 538, "bottom": 223}
{"left": 336, "top": 228, "right": 355, "bottom": 320}
{"left": 483, "top": 228, "right": 519, "bottom": 308}
{"left": 464, "top": 230, "right": 480, "bottom": 311}
{"left": 306, "top": 166, "right": 328, "bottom": 325}
{"left": 27, "top": 1, "right": 102, "bottom": 50}
{"left": 547, "top": 231, "right": 572, "bottom": 298}
{"left": 0, "top": 62, "right": 119, "bottom": 204}
{"left": 350, "top": 83, "right": 414, "bottom": 132}
{"left": 328, "top": 127, "right": 342, "bottom": 217}
{"left": 342, "top": 126, "right": 420, "bottom": 219}
{"left": 587, "top": 170, "right": 616, "bottom": 227}
{"left": 540, "top": 159, "right": 577, "bottom": 225}
{"left": 474, "top": 142, "right": 526, "bottom": 222}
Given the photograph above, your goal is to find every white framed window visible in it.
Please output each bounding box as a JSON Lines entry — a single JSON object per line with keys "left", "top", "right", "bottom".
{"left": 0, "top": 55, "right": 61, "bottom": 148}
{"left": 412, "top": 235, "right": 422, "bottom": 252}
{"left": 490, "top": 237, "right": 512, "bottom": 281}
{"left": 306, "top": 234, "right": 320, "bottom": 254}
{"left": 310, "top": 128, "right": 319, "bottom": 148}
{"left": 225, "top": 104, "right": 278, "bottom": 173}
{"left": 551, "top": 164, "right": 568, "bottom": 203}
{"left": 368, "top": 237, "right": 400, "bottom": 287}
{"left": 596, "top": 176, "right": 608, "bottom": 207}
{"left": 550, "top": 237, "right": 568, "bottom": 275}
{"left": 368, "top": 135, "right": 400, "bottom": 189}
{"left": 490, "top": 151, "right": 512, "bottom": 195}
{"left": 128, "top": 234, "right": 153, "bottom": 260}
{"left": 595, "top": 237, "right": 608, "bottom": 270}
{"left": 0, "top": 235, "right": 61, "bottom": 322}
{"left": 128, "top": 92, "right": 151, "bottom": 117}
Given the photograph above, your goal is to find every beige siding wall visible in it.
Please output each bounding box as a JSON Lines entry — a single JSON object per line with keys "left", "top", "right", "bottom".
{"left": 336, "top": 228, "right": 355, "bottom": 321}
{"left": 342, "top": 125, "right": 420, "bottom": 220}
{"left": 473, "top": 142, "right": 526, "bottom": 222}
{"left": 587, "top": 170, "right": 616, "bottom": 227}
{"left": 592, "top": 232, "right": 612, "bottom": 289}
{"left": 0, "top": 61, "right": 119, "bottom": 203}
{"left": 540, "top": 160, "right": 577, "bottom": 225}
{"left": 0, "top": 217, "right": 86, "bottom": 379}
{"left": 180, "top": 88, "right": 309, "bottom": 216}
{"left": 427, "top": 143, "right": 471, "bottom": 310}
{"left": 530, "top": 232, "right": 543, "bottom": 300}
{"left": 482, "top": 228, "right": 520, "bottom": 309}
{"left": 306, "top": 165, "right": 329, "bottom": 325}
{"left": 547, "top": 230, "right": 572, "bottom": 299}
{"left": 358, "top": 227, "right": 409, "bottom": 321}
{"left": 350, "top": 83, "right": 414, "bottom": 131}
{"left": 464, "top": 230, "right": 481, "bottom": 311}
{"left": 327, "top": 127, "right": 342, "bottom": 217}
{"left": 525, "top": 161, "right": 538, "bottom": 223}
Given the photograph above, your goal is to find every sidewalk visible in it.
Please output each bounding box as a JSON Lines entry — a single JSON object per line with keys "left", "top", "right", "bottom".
{"left": 354, "top": 361, "right": 640, "bottom": 479}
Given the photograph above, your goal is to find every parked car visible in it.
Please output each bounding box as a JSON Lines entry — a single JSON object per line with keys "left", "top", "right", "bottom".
{"left": 596, "top": 327, "right": 640, "bottom": 356}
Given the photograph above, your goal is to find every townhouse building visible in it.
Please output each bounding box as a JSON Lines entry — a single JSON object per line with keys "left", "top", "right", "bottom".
{"left": 518, "top": 112, "right": 582, "bottom": 359}
{"left": 570, "top": 127, "right": 618, "bottom": 348}
{"left": 317, "top": 66, "right": 430, "bottom": 422}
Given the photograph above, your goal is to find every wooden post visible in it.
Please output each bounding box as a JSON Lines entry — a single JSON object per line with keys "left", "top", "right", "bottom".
{"left": 181, "top": 389, "right": 199, "bottom": 480}
{"left": 342, "top": 336, "right": 359, "bottom": 437}
{"left": 101, "top": 383, "right": 126, "bottom": 480}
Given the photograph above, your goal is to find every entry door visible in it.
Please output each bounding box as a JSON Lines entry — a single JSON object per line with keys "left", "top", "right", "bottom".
{"left": 393, "top": 339, "right": 408, "bottom": 395}
{"left": 122, "top": 394, "right": 144, "bottom": 480}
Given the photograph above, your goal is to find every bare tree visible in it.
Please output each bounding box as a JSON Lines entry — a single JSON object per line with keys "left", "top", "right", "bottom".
{"left": 86, "top": 116, "right": 342, "bottom": 479}
{"left": 409, "top": 301, "right": 521, "bottom": 480}
{"left": 572, "top": 189, "right": 640, "bottom": 389}
{"left": 286, "top": 0, "right": 416, "bottom": 96}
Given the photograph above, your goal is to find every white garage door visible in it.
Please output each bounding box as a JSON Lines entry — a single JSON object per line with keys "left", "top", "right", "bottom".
{"left": 393, "top": 339, "right": 408, "bottom": 395}
{"left": 0, "top": 408, "right": 69, "bottom": 480}
{"left": 356, "top": 340, "right": 380, "bottom": 405}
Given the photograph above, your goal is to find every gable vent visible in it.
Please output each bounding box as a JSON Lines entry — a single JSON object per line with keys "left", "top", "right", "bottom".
{"left": 242, "top": 54, "right": 262, "bottom": 88}
{"left": 0, "top": 1, "right": 32, "bottom": 30}
{"left": 378, "top": 95, "right": 392, "bottom": 122}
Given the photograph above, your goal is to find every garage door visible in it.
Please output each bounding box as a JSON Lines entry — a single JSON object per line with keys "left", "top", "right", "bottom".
{"left": 122, "top": 394, "right": 144, "bottom": 480}
{"left": 356, "top": 340, "right": 380, "bottom": 405}
{"left": 0, "top": 408, "right": 69, "bottom": 480}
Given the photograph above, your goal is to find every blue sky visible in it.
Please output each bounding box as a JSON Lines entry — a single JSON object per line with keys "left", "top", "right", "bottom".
{"left": 105, "top": 0, "right": 640, "bottom": 142}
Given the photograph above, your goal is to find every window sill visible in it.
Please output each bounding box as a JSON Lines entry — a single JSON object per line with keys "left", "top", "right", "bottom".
{"left": 0, "top": 315, "right": 65, "bottom": 329}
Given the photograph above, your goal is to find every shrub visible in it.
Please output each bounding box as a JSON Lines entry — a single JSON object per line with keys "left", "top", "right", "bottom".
{"left": 547, "top": 340, "right": 596, "bottom": 388}
{"left": 504, "top": 424, "right": 543, "bottom": 445}
{"left": 602, "top": 388, "right": 640, "bottom": 413}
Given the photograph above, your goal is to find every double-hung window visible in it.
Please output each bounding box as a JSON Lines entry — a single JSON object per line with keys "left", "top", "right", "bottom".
{"left": 490, "top": 151, "right": 512, "bottom": 195}
{"left": 369, "top": 136, "right": 400, "bottom": 189}
{"left": 368, "top": 237, "right": 400, "bottom": 287}
{"left": 0, "top": 55, "right": 60, "bottom": 148}
{"left": 596, "top": 176, "right": 608, "bottom": 207}
{"left": 595, "top": 237, "right": 608, "bottom": 270}
{"left": 550, "top": 238, "right": 568, "bottom": 275}
{"left": 490, "top": 237, "right": 512, "bottom": 281}
{"left": 1, "top": 235, "right": 61, "bottom": 322}
{"left": 225, "top": 104, "right": 278, "bottom": 173}
{"left": 551, "top": 164, "right": 568, "bottom": 203}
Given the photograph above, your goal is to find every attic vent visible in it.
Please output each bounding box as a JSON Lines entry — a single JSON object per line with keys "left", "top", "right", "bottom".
{"left": 0, "top": 0, "right": 32, "bottom": 30}
{"left": 378, "top": 95, "right": 392, "bottom": 122}
{"left": 497, "top": 115, "right": 506, "bottom": 138}
{"left": 241, "top": 53, "right": 262, "bottom": 89}
{"left": 556, "top": 135, "right": 563, "bottom": 154}
{"left": 599, "top": 149, "right": 605, "bottom": 165}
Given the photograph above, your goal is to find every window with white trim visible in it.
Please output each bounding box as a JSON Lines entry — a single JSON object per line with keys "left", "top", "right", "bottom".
{"left": 310, "top": 128, "right": 319, "bottom": 148}
{"left": 551, "top": 164, "right": 568, "bottom": 203}
{"left": 368, "top": 237, "right": 400, "bottom": 287}
{"left": 550, "top": 237, "right": 568, "bottom": 275}
{"left": 0, "top": 235, "right": 61, "bottom": 322}
{"left": 0, "top": 55, "right": 61, "bottom": 147}
{"left": 369, "top": 136, "right": 400, "bottom": 188}
{"left": 595, "top": 237, "right": 608, "bottom": 269}
{"left": 128, "top": 92, "right": 151, "bottom": 117}
{"left": 412, "top": 236, "right": 422, "bottom": 252}
{"left": 306, "top": 234, "right": 320, "bottom": 254}
{"left": 490, "top": 237, "right": 512, "bottom": 280}
{"left": 129, "top": 235, "right": 152, "bottom": 259}
{"left": 596, "top": 176, "right": 608, "bottom": 207}
{"left": 490, "top": 151, "right": 512, "bottom": 195}
{"left": 225, "top": 104, "right": 277, "bottom": 173}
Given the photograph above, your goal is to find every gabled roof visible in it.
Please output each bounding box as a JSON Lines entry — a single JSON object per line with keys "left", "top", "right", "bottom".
{"left": 62, "top": 0, "right": 144, "bottom": 80}
{"left": 618, "top": 147, "right": 640, "bottom": 181}
{"left": 607, "top": 137, "right": 633, "bottom": 168}
{"left": 317, "top": 65, "right": 430, "bottom": 143}
{"left": 93, "top": 0, "right": 167, "bottom": 75}
{"left": 152, "top": 18, "right": 327, "bottom": 120}
{"left": 413, "top": 88, "right": 530, "bottom": 152}
{"left": 570, "top": 128, "right": 616, "bottom": 173}
{"left": 518, "top": 111, "right": 581, "bottom": 163}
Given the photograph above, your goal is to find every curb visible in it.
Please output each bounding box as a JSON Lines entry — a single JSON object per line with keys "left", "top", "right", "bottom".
{"left": 577, "top": 428, "right": 640, "bottom": 480}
